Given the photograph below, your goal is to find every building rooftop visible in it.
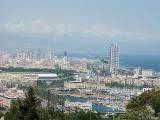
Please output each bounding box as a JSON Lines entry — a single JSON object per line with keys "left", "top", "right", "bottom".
{"left": 37, "top": 74, "right": 58, "bottom": 78}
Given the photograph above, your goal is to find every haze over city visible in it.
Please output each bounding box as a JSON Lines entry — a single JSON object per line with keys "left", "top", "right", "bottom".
{"left": 0, "top": 1, "right": 160, "bottom": 120}
{"left": 0, "top": 0, "right": 160, "bottom": 55}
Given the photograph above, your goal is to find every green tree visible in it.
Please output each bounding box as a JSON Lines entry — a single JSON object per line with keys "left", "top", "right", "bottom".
{"left": 18, "top": 87, "right": 41, "bottom": 120}
{"left": 4, "top": 100, "right": 19, "bottom": 120}
{"left": 37, "top": 108, "right": 52, "bottom": 120}
{"left": 76, "top": 111, "right": 105, "bottom": 120}
{"left": 5, "top": 87, "right": 41, "bottom": 120}
{"left": 122, "top": 109, "right": 152, "bottom": 120}
{"left": 123, "top": 89, "right": 160, "bottom": 119}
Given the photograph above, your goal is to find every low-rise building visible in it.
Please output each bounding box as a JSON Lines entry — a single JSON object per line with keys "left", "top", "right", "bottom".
{"left": 0, "top": 88, "right": 25, "bottom": 107}
{"left": 64, "top": 81, "right": 106, "bottom": 89}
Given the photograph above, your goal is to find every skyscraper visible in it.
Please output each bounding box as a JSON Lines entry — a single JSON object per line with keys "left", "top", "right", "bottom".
{"left": 63, "top": 50, "right": 68, "bottom": 65}
{"left": 47, "top": 48, "right": 53, "bottom": 59}
{"left": 109, "top": 44, "right": 119, "bottom": 75}
{"left": 64, "top": 50, "right": 67, "bottom": 57}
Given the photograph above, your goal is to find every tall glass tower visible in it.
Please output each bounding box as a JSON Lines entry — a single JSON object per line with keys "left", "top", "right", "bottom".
{"left": 109, "top": 44, "right": 119, "bottom": 75}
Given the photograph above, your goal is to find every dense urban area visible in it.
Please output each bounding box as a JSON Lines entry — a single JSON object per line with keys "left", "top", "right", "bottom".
{"left": 0, "top": 44, "right": 159, "bottom": 120}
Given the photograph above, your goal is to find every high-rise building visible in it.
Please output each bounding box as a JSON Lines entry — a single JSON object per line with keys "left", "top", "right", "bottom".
{"left": 63, "top": 50, "right": 68, "bottom": 65}
{"left": 64, "top": 50, "right": 67, "bottom": 57}
{"left": 47, "top": 48, "right": 53, "bottom": 59}
{"left": 109, "top": 43, "right": 119, "bottom": 74}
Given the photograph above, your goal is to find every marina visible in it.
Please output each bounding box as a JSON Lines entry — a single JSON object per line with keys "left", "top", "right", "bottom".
{"left": 63, "top": 95, "right": 125, "bottom": 113}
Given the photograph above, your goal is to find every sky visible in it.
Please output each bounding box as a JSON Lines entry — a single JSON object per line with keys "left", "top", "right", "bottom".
{"left": 0, "top": 0, "right": 160, "bottom": 55}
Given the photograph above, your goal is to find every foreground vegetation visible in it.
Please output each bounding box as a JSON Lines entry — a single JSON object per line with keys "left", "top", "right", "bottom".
{"left": 3, "top": 87, "right": 106, "bottom": 120}
{"left": 116, "top": 88, "right": 160, "bottom": 120}
{"left": 1, "top": 87, "right": 160, "bottom": 120}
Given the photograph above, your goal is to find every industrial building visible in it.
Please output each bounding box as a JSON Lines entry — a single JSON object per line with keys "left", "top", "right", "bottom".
{"left": 37, "top": 74, "right": 58, "bottom": 81}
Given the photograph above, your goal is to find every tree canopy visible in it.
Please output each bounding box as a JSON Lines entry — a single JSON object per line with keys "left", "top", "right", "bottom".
{"left": 3, "top": 87, "right": 106, "bottom": 120}
{"left": 118, "top": 89, "right": 160, "bottom": 120}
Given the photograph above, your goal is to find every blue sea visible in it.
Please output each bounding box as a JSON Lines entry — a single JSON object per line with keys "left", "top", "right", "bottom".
{"left": 67, "top": 53, "right": 160, "bottom": 72}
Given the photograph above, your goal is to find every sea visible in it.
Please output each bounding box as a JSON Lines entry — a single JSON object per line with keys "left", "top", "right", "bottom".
{"left": 67, "top": 53, "right": 160, "bottom": 72}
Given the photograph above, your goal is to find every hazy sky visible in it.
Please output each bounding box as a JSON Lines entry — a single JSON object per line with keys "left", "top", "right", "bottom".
{"left": 0, "top": 0, "right": 160, "bottom": 54}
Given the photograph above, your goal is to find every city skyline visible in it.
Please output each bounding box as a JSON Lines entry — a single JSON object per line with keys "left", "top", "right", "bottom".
{"left": 0, "top": 0, "right": 160, "bottom": 55}
{"left": 0, "top": 1, "right": 160, "bottom": 119}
